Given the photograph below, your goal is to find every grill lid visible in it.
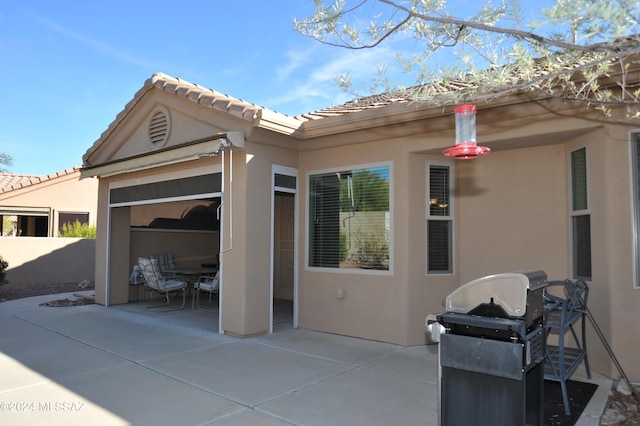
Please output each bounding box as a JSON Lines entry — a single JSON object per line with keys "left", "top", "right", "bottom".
{"left": 445, "top": 270, "right": 546, "bottom": 318}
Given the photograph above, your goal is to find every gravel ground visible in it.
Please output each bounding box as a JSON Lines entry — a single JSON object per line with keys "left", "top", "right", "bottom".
{"left": 0, "top": 281, "right": 94, "bottom": 302}
{"left": 600, "top": 383, "right": 640, "bottom": 425}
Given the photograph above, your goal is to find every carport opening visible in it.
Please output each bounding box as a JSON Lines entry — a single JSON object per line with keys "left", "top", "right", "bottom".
{"left": 128, "top": 197, "right": 221, "bottom": 309}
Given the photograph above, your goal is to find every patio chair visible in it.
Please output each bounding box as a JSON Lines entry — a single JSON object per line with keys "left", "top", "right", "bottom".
{"left": 137, "top": 257, "right": 187, "bottom": 310}
{"left": 544, "top": 279, "right": 591, "bottom": 415}
{"left": 152, "top": 253, "right": 177, "bottom": 276}
{"left": 193, "top": 270, "right": 219, "bottom": 310}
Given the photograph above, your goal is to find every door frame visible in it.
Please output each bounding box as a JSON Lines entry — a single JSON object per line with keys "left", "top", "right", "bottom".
{"left": 270, "top": 165, "right": 298, "bottom": 332}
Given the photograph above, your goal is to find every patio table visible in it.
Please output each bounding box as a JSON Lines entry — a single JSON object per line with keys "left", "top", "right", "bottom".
{"left": 172, "top": 267, "right": 218, "bottom": 309}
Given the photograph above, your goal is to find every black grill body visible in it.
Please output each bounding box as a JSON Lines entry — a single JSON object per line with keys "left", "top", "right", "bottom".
{"left": 436, "top": 270, "right": 547, "bottom": 426}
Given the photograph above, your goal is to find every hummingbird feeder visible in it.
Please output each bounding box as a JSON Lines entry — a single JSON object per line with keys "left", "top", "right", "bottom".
{"left": 443, "top": 104, "right": 490, "bottom": 159}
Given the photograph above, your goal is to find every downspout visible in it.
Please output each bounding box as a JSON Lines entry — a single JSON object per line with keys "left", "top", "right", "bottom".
{"left": 218, "top": 135, "right": 235, "bottom": 335}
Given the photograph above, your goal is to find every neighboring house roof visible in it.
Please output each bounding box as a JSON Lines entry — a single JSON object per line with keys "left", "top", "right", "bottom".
{"left": 0, "top": 173, "right": 41, "bottom": 192}
{"left": 0, "top": 167, "right": 81, "bottom": 194}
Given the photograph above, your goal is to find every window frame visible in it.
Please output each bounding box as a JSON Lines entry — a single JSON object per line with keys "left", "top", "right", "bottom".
{"left": 569, "top": 146, "right": 592, "bottom": 281}
{"left": 426, "top": 160, "right": 455, "bottom": 276}
{"left": 305, "top": 161, "right": 393, "bottom": 275}
{"left": 57, "top": 211, "right": 90, "bottom": 236}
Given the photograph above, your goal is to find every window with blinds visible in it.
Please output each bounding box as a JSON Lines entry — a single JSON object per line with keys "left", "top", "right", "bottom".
{"left": 308, "top": 165, "right": 390, "bottom": 271}
{"left": 427, "top": 163, "right": 453, "bottom": 274}
{"left": 570, "top": 147, "right": 591, "bottom": 280}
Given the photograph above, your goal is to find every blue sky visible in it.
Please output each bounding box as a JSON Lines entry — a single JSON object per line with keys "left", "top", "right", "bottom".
{"left": 1, "top": 1, "right": 393, "bottom": 175}
{"left": 0, "top": 1, "right": 555, "bottom": 175}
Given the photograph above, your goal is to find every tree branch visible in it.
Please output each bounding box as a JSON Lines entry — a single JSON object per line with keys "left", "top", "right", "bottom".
{"left": 377, "top": 0, "right": 623, "bottom": 53}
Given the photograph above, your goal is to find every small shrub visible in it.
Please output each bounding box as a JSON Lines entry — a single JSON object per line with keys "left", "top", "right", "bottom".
{"left": 0, "top": 256, "right": 8, "bottom": 286}
{"left": 59, "top": 220, "right": 96, "bottom": 238}
{"left": 353, "top": 230, "right": 389, "bottom": 270}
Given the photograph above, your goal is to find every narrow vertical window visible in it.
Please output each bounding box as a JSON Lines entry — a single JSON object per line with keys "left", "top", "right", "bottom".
{"left": 570, "top": 148, "right": 591, "bottom": 280}
{"left": 631, "top": 133, "right": 640, "bottom": 288}
{"left": 427, "top": 163, "right": 453, "bottom": 274}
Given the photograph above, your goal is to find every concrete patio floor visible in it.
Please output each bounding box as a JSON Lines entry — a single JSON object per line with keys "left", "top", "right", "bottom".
{"left": 0, "top": 292, "right": 611, "bottom": 425}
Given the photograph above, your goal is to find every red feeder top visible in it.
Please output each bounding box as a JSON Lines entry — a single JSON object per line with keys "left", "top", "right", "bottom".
{"left": 454, "top": 104, "right": 477, "bottom": 114}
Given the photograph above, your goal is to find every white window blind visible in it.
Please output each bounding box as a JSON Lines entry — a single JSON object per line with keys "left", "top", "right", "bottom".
{"left": 427, "top": 163, "right": 453, "bottom": 274}
{"left": 309, "top": 165, "right": 390, "bottom": 271}
{"left": 570, "top": 148, "right": 591, "bottom": 280}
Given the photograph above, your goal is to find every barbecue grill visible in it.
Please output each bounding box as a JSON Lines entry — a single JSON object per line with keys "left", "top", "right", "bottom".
{"left": 431, "top": 270, "right": 547, "bottom": 426}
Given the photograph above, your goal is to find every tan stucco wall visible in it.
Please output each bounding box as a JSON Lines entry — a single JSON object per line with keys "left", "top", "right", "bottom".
{"left": 108, "top": 206, "right": 131, "bottom": 305}
{"left": 218, "top": 148, "right": 249, "bottom": 336}
{"left": 583, "top": 125, "right": 640, "bottom": 381}
{"left": 3, "top": 237, "right": 95, "bottom": 284}
{"left": 456, "top": 144, "right": 569, "bottom": 281}
{"left": 0, "top": 169, "right": 98, "bottom": 285}
{"left": 296, "top": 109, "right": 640, "bottom": 383}
{"left": 222, "top": 140, "right": 299, "bottom": 337}
{"left": 93, "top": 181, "right": 109, "bottom": 305}
{"left": 297, "top": 138, "right": 413, "bottom": 345}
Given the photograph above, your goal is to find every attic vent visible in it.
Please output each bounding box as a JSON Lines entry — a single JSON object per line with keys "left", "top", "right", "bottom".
{"left": 148, "top": 107, "right": 171, "bottom": 147}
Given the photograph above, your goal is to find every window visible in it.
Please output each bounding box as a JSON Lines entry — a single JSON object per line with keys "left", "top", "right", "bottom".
{"left": 570, "top": 148, "right": 591, "bottom": 280}
{"left": 308, "top": 164, "right": 390, "bottom": 271}
{"left": 631, "top": 133, "right": 640, "bottom": 287}
{"left": 0, "top": 207, "right": 50, "bottom": 237}
{"left": 427, "top": 162, "right": 453, "bottom": 274}
{"left": 58, "top": 212, "right": 89, "bottom": 234}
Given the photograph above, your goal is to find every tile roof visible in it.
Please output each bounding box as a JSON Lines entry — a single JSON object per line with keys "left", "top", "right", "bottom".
{"left": 0, "top": 167, "right": 81, "bottom": 194}
{"left": 296, "top": 44, "right": 640, "bottom": 121}
{"left": 83, "top": 73, "right": 303, "bottom": 165}
{"left": 85, "top": 43, "right": 640, "bottom": 164}
{"left": 149, "top": 72, "right": 266, "bottom": 122}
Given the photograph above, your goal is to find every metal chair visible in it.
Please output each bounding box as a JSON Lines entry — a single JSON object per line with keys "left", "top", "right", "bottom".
{"left": 193, "top": 270, "right": 219, "bottom": 310}
{"left": 151, "top": 253, "right": 177, "bottom": 277}
{"left": 544, "top": 279, "right": 591, "bottom": 415}
{"left": 137, "top": 257, "right": 187, "bottom": 310}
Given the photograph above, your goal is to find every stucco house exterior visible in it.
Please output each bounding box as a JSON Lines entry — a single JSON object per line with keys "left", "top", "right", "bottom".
{"left": 81, "top": 67, "right": 640, "bottom": 381}
{"left": 0, "top": 167, "right": 98, "bottom": 284}
{"left": 0, "top": 167, "right": 97, "bottom": 237}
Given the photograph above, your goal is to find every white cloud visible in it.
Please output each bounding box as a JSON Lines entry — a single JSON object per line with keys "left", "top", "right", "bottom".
{"left": 313, "top": 47, "right": 392, "bottom": 80}
{"left": 36, "top": 17, "right": 160, "bottom": 69}
{"left": 276, "top": 46, "right": 317, "bottom": 81}
{"left": 266, "top": 44, "right": 401, "bottom": 114}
